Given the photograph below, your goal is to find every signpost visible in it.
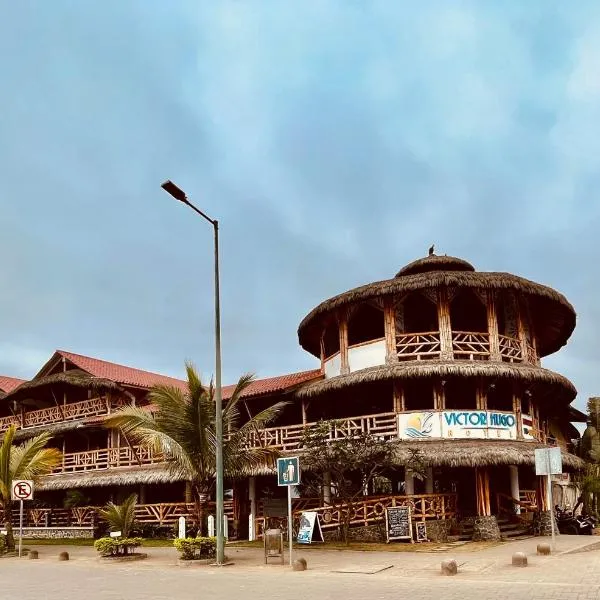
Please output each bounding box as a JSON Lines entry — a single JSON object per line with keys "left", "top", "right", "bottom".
{"left": 11, "top": 480, "right": 34, "bottom": 558}
{"left": 535, "top": 447, "right": 562, "bottom": 551}
{"left": 277, "top": 457, "right": 300, "bottom": 566}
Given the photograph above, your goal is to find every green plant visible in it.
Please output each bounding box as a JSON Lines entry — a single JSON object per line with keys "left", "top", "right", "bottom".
{"left": 105, "top": 364, "right": 286, "bottom": 535}
{"left": 63, "top": 490, "right": 90, "bottom": 509}
{"left": 174, "top": 537, "right": 216, "bottom": 560}
{"left": 94, "top": 537, "right": 143, "bottom": 557}
{"left": 97, "top": 494, "right": 138, "bottom": 538}
{"left": 0, "top": 425, "right": 62, "bottom": 551}
{"left": 0, "top": 534, "right": 6, "bottom": 554}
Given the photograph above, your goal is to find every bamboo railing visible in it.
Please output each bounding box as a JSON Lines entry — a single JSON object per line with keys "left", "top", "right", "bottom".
{"left": 254, "top": 492, "right": 458, "bottom": 539}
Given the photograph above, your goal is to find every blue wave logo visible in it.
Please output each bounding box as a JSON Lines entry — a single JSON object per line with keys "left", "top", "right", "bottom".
{"left": 403, "top": 413, "right": 434, "bottom": 438}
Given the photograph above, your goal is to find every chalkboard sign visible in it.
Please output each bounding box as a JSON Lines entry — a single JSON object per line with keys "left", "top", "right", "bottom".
{"left": 415, "top": 521, "right": 427, "bottom": 542}
{"left": 385, "top": 506, "right": 413, "bottom": 543}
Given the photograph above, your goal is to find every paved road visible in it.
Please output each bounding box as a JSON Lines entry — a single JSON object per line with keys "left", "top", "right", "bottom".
{"left": 2, "top": 538, "right": 599, "bottom": 600}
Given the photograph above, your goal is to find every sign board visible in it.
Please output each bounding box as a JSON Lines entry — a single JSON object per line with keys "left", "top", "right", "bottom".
{"left": 398, "top": 411, "right": 517, "bottom": 440}
{"left": 178, "top": 516, "right": 186, "bottom": 539}
{"left": 277, "top": 457, "right": 300, "bottom": 486}
{"left": 11, "top": 480, "right": 34, "bottom": 501}
{"left": 385, "top": 506, "right": 413, "bottom": 542}
{"left": 535, "top": 447, "right": 562, "bottom": 475}
{"left": 415, "top": 521, "right": 427, "bottom": 542}
{"left": 109, "top": 531, "right": 122, "bottom": 538}
{"left": 297, "top": 511, "right": 324, "bottom": 544}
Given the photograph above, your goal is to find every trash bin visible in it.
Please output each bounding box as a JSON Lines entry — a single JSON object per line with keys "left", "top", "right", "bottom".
{"left": 264, "top": 528, "right": 284, "bottom": 564}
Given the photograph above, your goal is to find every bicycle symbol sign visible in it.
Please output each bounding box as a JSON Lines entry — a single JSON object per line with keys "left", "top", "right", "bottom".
{"left": 11, "top": 480, "right": 34, "bottom": 501}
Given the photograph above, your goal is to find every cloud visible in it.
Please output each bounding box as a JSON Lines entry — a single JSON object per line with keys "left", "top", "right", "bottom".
{"left": 0, "top": 0, "right": 599, "bottom": 413}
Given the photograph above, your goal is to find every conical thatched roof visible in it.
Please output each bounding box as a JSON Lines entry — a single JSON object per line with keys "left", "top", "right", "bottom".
{"left": 396, "top": 254, "right": 475, "bottom": 277}
{"left": 295, "top": 361, "right": 576, "bottom": 403}
{"left": 298, "top": 261, "right": 575, "bottom": 358}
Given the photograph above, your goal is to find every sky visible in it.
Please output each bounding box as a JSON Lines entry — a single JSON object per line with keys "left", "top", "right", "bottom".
{"left": 1, "top": 1, "right": 599, "bottom": 413}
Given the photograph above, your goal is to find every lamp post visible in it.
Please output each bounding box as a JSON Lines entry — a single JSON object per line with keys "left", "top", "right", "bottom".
{"left": 161, "top": 180, "right": 225, "bottom": 565}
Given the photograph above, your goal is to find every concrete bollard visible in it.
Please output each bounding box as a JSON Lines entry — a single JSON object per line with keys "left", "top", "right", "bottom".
{"left": 292, "top": 558, "right": 307, "bottom": 571}
{"left": 58, "top": 551, "right": 69, "bottom": 561}
{"left": 28, "top": 550, "right": 39, "bottom": 560}
{"left": 512, "top": 552, "right": 527, "bottom": 567}
{"left": 441, "top": 559, "right": 458, "bottom": 576}
{"left": 537, "top": 543, "right": 551, "bottom": 556}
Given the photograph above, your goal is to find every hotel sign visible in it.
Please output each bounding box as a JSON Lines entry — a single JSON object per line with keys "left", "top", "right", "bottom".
{"left": 398, "top": 411, "right": 518, "bottom": 440}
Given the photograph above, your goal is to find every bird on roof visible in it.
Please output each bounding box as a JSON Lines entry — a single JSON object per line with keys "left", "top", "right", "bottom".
{"left": 428, "top": 244, "right": 435, "bottom": 256}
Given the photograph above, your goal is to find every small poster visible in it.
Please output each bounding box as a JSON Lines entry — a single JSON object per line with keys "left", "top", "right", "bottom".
{"left": 297, "top": 511, "right": 324, "bottom": 544}
{"left": 385, "top": 506, "right": 413, "bottom": 543}
{"left": 415, "top": 521, "right": 427, "bottom": 542}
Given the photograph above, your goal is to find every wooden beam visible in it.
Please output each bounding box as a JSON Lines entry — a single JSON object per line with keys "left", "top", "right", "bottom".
{"left": 339, "top": 312, "right": 350, "bottom": 375}
{"left": 383, "top": 298, "right": 397, "bottom": 364}
{"left": 486, "top": 291, "right": 501, "bottom": 361}
{"left": 437, "top": 289, "right": 453, "bottom": 360}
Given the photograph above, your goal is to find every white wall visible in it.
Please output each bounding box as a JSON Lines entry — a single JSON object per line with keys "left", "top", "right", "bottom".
{"left": 323, "top": 352, "right": 341, "bottom": 378}
{"left": 348, "top": 339, "right": 386, "bottom": 372}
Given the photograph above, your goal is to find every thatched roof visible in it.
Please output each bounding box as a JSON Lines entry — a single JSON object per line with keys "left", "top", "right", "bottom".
{"left": 298, "top": 269, "right": 575, "bottom": 357}
{"left": 295, "top": 361, "right": 576, "bottom": 402}
{"left": 13, "top": 420, "right": 91, "bottom": 441}
{"left": 2, "top": 370, "right": 131, "bottom": 404}
{"left": 392, "top": 439, "right": 585, "bottom": 471}
{"left": 396, "top": 255, "right": 475, "bottom": 277}
{"left": 37, "top": 464, "right": 179, "bottom": 491}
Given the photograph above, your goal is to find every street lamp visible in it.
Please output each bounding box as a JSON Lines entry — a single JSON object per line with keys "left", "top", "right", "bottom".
{"left": 161, "top": 180, "right": 226, "bottom": 565}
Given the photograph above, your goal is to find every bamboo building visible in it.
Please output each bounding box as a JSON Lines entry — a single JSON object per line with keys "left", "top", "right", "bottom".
{"left": 0, "top": 252, "right": 586, "bottom": 541}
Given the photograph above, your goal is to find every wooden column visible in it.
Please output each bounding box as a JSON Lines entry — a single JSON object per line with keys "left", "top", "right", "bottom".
{"left": 513, "top": 393, "right": 522, "bottom": 438}
{"left": 516, "top": 304, "right": 529, "bottom": 363}
{"left": 475, "top": 468, "right": 491, "bottom": 516}
{"left": 301, "top": 400, "right": 309, "bottom": 425}
{"left": 339, "top": 312, "right": 350, "bottom": 375}
{"left": 383, "top": 298, "right": 398, "bottom": 364}
{"left": 437, "top": 288, "right": 453, "bottom": 360}
{"left": 476, "top": 383, "right": 487, "bottom": 410}
{"left": 434, "top": 382, "right": 445, "bottom": 411}
{"left": 486, "top": 292, "right": 501, "bottom": 361}
{"left": 392, "top": 382, "right": 404, "bottom": 413}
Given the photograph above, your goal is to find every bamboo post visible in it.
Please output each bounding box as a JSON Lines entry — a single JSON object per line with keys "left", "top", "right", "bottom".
{"left": 383, "top": 298, "right": 397, "bottom": 364}
{"left": 486, "top": 292, "right": 501, "bottom": 361}
{"left": 513, "top": 393, "right": 522, "bottom": 438}
{"left": 516, "top": 305, "right": 529, "bottom": 362}
{"left": 437, "top": 289, "right": 453, "bottom": 359}
{"left": 392, "top": 382, "right": 404, "bottom": 413}
{"left": 339, "top": 312, "right": 350, "bottom": 375}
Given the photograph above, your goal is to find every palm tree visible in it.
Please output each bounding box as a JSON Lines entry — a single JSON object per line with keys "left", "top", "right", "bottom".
{"left": 105, "top": 363, "right": 286, "bottom": 535}
{"left": 98, "top": 493, "right": 138, "bottom": 538}
{"left": 0, "top": 425, "right": 62, "bottom": 550}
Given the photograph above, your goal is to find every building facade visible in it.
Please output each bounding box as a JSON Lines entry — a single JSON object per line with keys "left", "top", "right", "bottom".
{"left": 0, "top": 252, "right": 585, "bottom": 541}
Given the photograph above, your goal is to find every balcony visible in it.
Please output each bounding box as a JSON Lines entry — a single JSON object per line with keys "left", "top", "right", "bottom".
{"left": 0, "top": 397, "right": 123, "bottom": 433}
{"left": 54, "top": 444, "right": 164, "bottom": 474}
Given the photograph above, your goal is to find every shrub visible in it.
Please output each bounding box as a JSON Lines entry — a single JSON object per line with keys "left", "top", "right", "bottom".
{"left": 0, "top": 534, "right": 6, "bottom": 554}
{"left": 174, "top": 537, "right": 216, "bottom": 561}
{"left": 97, "top": 494, "right": 138, "bottom": 538}
{"left": 94, "top": 537, "right": 143, "bottom": 557}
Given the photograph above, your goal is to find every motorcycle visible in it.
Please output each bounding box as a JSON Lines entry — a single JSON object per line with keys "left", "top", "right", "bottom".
{"left": 555, "top": 501, "right": 597, "bottom": 535}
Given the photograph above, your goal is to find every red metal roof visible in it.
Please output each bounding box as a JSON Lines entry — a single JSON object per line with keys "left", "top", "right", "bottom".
{"left": 222, "top": 369, "right": 322, "bottom": 400}
{"left": 56, "top": 350, "right": 188, "bottom": 391}
{"left": 0, "top": 376, "right": 26, "bottom": 393}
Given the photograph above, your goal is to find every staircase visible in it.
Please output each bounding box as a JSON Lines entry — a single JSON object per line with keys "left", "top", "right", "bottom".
{"left": 456, "top": 517, "right": 532, "bottom": 541}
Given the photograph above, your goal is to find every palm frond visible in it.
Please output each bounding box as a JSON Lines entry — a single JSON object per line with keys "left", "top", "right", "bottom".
{"left": 222, "top": 373, "right": 256, "bottom": 423}
{"left": 0, "top": 426, "right": 16, "bottom": 501}
{"left": 10, "top": 431, "right": 62, "bottom": 480}
{"left": 98, "top": 493, "right": 138, "bottom": 537}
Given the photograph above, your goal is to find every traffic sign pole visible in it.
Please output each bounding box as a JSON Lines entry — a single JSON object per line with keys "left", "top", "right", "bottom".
{"left": 287, "top": 485, "right": 293, "bottom": 566}
{"left": 18, "top": 499, "right": 23, "bottom": 558}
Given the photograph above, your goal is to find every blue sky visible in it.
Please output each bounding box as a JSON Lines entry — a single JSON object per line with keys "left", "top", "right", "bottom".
{"left": 1, "top": 1, "right": 599, "bottom": 412}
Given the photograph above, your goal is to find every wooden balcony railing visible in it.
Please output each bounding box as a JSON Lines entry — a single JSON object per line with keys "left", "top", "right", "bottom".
{"left": 11, "top": 501, "right": 235, "bottom": 528}
{"left": 55, "top": 444, "right": 164, "bottom": 474}
{"left": 452, "top": 331, "right": 490, "bottom": 360}
{"left": 396, "top": 332, "right": 441, "bottom": 360}
{"left": 255, "top": 493, "right": 458, "bottom": 539}
{"left": 242, "top": 412, "right": 399, "bottom": 452}
{"left": 498, "top": 334, "right": 522, "bottom": 362}
{"left": 0, "top": 397, "right": 123, "bottom": 433}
